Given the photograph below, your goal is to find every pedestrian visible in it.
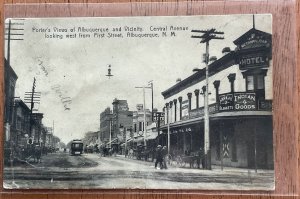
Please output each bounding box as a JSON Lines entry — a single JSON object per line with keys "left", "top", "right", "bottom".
{"left": 154, "top": 145, "right": 163, "bottom": 169}
{"left": 125, "top": 148, "right": 128, "bottom": 158}
{"left": 162, "top": 146, "right": 168, "bottom": 169}
{"left": 197, "top": 147, "right": 205, "bottom": 169}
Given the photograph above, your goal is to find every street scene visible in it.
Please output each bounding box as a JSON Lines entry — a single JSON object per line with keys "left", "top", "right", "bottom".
{"left": 4, "top": 151, "right": 274, "bottom": 189}
{"left": 4, "top": 15, "right": 274, "bottom": 190}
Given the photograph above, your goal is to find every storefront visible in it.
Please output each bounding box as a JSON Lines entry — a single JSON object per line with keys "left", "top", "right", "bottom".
{"left": 160, "top": 26, "right": 273, "bottom": 169}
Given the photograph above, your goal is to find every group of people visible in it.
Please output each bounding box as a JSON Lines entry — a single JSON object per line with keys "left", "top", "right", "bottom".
{"left": 154, "top": 145, "right": 168, "bottom": 169}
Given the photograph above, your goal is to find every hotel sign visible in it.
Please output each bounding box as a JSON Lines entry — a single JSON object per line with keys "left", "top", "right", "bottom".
{"left": 239, "top": 54, "right": 269, "bottom": 70}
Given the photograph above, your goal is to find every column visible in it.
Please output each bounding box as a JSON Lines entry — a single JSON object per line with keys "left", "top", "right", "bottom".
{"left": 202, "top": 86, "right": 206, "bottom": 106}
{"left": 173, "top": 99, "right": 177, "bottom": 122}
{"left": 194, "top": 89, "right": 200, "bottom": 109}
{"left": 227, "top": 73, "right": 236, "bottom": 93}
{"left": 178, "top": 97, "right": 182, "bottom": 120}
{"left": 165, "top": 103, "right": 169, "bottom": 124}
{"left": 187, "top": 93, "right": 192, "bottom": 111}
{"left": 213, "top": 80, "right": 220, "bottom": 103}
{"left": 169, "top": 101, "right": 173, "bottom": 123}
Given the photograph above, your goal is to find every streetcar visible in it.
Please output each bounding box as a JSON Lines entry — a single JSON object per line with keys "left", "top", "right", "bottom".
{"left": 70, "top": 139, "right": 84, "bottom": 155}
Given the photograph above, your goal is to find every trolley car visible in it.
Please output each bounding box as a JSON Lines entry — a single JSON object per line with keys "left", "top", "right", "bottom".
{"left": 70, "top": 139, "right": 84, "bottom": 155}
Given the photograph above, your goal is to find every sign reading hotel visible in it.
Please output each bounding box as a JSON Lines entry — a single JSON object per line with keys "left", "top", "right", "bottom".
{"left": 239, "top": 54, "right": 269, "bottom": 70}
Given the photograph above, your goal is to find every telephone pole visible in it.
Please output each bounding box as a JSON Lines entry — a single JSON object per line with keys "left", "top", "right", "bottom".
{"left": 135, "top": 84, "right": 152, "bottom": 148}
{"left": 24, "top": 77, "right": 41, "bottom": 138}
{"left": 191, "top": 28, "right": 224, "bottom": 170}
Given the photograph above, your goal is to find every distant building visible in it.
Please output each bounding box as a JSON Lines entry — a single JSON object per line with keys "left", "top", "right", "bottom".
{"left": 31, "top": 113, "right": 44, "bottom": 144}
{"left": 100, "top": 107, "right": 112, "bottom": 145}
{"left": 82, "top": 131, "right": 99, "bottom": 147}
{"left": 112, "top": 99, "right": 133, "bottom": 144}
{"left": 10, "top": 99, "right": 30, "bottom": 147}
{"left": 132, "top": 104, "right": 152, "bottom": 146}
{"left": 45, "top": 127, "right": 53, "bottom": 147}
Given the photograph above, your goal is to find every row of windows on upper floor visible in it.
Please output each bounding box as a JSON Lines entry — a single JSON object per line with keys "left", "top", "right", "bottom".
{"left": 162, "top": 69, "right": 269, "bottom": 122}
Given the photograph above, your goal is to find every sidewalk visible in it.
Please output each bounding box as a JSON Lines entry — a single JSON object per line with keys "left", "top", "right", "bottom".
{"left": 112, "top": 154, "right": 274, "bottom": 175}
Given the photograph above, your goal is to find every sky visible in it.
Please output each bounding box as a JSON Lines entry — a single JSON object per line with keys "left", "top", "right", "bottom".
{"left": 5, "top": 14, "right": 272, "bottom": 144}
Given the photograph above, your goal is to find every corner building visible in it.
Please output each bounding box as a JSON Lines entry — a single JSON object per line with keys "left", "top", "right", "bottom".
{"left": 160, "top": 27, "right": 273, "bottom": 169}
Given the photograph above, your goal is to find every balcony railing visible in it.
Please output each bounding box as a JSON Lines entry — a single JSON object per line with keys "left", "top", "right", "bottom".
{"left": 189, "top": 92, "right": 272, "bottom": 119}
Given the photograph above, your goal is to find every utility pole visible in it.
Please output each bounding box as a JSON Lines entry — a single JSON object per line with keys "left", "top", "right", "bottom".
{"left": 143, "top": 86, "right": 147, "bottom": 148}
{"left": 191, "top": 28, "right": 224, "bottom": 170}
{"left": 135, "top": 84, "right": 152, "bottom": 148}
{"left": 148, "top": 80, "right": 154, "bottom": 121}
{"left": 24, "top": 77, "right": 41, "bottom": 138}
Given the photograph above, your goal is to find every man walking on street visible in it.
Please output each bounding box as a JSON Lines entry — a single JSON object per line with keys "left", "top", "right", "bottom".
{"left": 155, "top": 145, "right": 163, "bottom": 169}
{"left": 162, "top": 146, "right": 168, "bottom": 169}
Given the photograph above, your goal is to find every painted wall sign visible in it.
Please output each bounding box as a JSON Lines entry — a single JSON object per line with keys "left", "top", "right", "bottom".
{"left": 189, "top": 103, "right": 219, "bottom": 119}
{"left": 181, "top": 100, "right": 189, "bottom": 120}
{"left": 219, "top": 92, "right": 257, "bottom": 111}
{"left": 259, "top": 100, "right": 272, "bottom": 110}
{"left": 234, "top": 93, "right": 256, "bottom": 110}
{"left": 219, "top": 93, "right": 234, "bottom": 111}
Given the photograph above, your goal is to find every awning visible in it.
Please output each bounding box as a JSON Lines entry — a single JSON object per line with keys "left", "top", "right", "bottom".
{"left": 160, "top": 110, "right": 272, "bottom": 131}
{"left": 105, "top": 138, "right": 118, "bottom": 146}
{"left": 134, "top": 133, "right": 157, "bottom": 142}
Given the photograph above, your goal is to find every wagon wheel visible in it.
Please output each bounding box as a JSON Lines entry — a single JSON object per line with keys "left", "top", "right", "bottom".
{"left": 177, "top": 156, "right": 185, "bottom": 167}
{"left": 192, "top": 159, "right": 198, "bottom": 169}
{"left": 166, "top": 154, "right": 172, "bottom": 165}
{"left": 170, "top": 156, "right": 177, "bottom": 166}
{"left": 174, "top": 156, "right": 181, "bottom": 167}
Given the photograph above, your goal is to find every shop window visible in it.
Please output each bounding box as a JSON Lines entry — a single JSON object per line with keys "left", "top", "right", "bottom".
{"left": 231, "top": 135, "right": 237, "bottom": 162}
{"left": 257, "top": 75, "right": 265, "bottom": 90}
{"left": 16, "top": 118, "right": 22, "bottom": 130}
{"left": 216, "top": 132, "right": 221, "bottom": 160}
{"left": 246, "top": 76, "right": 254, "bottom": 91}
{"left": 244, "top": 72, "right": 266, "bottom": 100}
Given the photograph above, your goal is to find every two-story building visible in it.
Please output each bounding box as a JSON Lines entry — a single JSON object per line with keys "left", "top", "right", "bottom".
{"left": 132, "top": 104, "right": 153, "bottom": 146}
{"left": 160, "top": 27, "right": 273, "bottom": 169}
{"left": 10, "top": 99, "right": 31, "bottom": 147}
